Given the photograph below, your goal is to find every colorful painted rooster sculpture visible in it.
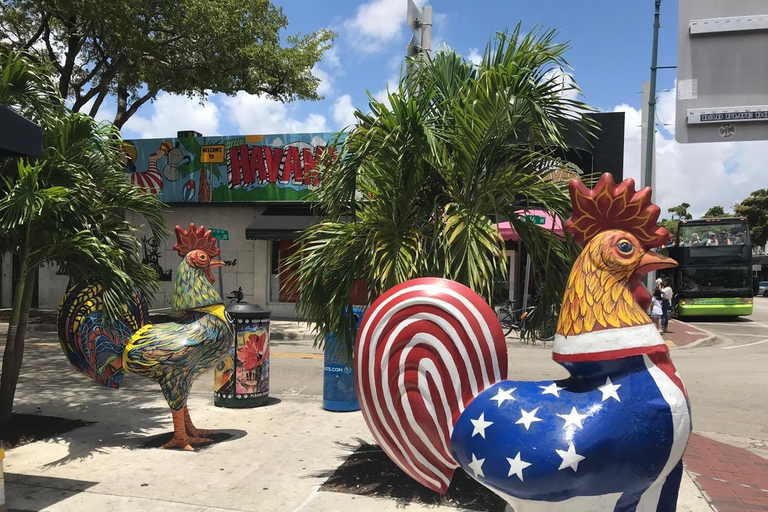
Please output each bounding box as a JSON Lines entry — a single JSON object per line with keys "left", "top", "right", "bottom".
{"left": 58, "top": 224, "right": 233, "bottom": 451}
{"left": 355, "top": 174, "right": 692, "bottom": 511}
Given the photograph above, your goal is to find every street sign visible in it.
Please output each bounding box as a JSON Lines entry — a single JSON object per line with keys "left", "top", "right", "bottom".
{"left": 521, "top": 215, "right": 546, "bottom": 225}
{"left": 201, "top": 145, "right": 225, "bottom": 163}
{"left": 209, "top": 228, "right": 229, "bottom": 241}
{"left": 676, "top": 0, "right": 768, "bottom": 143}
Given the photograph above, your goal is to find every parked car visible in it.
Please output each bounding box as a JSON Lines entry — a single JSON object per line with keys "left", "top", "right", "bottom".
{"left": 758, "top": 281, "right": 768, "bottom": 297}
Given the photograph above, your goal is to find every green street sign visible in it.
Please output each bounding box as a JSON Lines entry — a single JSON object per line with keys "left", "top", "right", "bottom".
{"left": 521, "top": 215, "right": 546, "bottom": 225}
{"left": 209, "top": 228, "right": 229, "bottom": 241}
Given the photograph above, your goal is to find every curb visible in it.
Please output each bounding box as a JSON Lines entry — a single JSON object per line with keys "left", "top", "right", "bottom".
{"left": 670, "top": 319, "right": 725, "bottom": 350}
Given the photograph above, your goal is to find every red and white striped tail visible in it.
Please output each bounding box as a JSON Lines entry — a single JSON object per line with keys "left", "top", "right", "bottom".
{"left": 130, "top": 162, "right": 164, "bottom": 195}
{"left": 355, "top": 278, "right": 507, "bottom": 493}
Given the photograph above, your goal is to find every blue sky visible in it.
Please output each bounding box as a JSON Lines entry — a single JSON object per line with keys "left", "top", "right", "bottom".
{"left": 110, "top": 0, "right": 767, "bottom": 221}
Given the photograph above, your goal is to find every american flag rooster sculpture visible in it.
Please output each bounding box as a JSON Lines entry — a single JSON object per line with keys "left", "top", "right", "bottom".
{"left": 355, "top": 174, "right": 692, "bottom": 511}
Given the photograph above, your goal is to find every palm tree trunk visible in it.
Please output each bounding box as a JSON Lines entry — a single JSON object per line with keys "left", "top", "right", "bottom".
{"left": 0, "top": 232, "right": 33, "bottom": 425}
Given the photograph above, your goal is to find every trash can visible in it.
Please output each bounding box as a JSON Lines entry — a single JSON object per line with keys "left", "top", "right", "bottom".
{"left": 323, "top": 308, "right": 363, "bottom": 412}
{"left": 214, "top": 303, "right": 271, "bottom": 408}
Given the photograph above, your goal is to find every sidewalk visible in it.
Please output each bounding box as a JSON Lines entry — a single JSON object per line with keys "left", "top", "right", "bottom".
{"left": 0, "top": 315, "right": 757, "bottom": 512}
{"left": 663, "top": 318, "right": 716, "bottom": 348}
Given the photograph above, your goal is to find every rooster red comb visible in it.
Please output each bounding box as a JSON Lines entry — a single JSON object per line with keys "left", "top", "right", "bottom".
{"left": 173, "top": 223, "right": 220, "bottom": 258}
{"left": 565, "top": 173, "right": 670, "bottom": 249}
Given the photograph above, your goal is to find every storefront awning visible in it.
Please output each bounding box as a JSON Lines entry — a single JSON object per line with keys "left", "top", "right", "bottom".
{"left": 246, "top": 214, "right": 317, "bottom": 240}
{"left": 0, "top": 104, "right": 43, "bottom": 158}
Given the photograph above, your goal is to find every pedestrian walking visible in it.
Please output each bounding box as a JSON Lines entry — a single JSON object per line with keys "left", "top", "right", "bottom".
{"left": 659, "top": 277, "right": 673, "bottom": 333}
{"left": 650, "top": 289, "right": 663, "bottom": 332}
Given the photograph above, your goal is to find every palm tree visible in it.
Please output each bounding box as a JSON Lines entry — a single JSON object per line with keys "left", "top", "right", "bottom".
{"left": 290, "top": 27, "right": 593, "bottom": 356}
{"left": 0, "top": 51, "right": 167, "bottom": 424}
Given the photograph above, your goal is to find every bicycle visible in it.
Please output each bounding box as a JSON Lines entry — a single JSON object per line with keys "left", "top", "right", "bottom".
{"left": 226, "top": 286, "right": 245, "bottom": 304}
{"left": 496, "top": 301, "right": 536, "bottom": 337}
{"left": 496, "top": 301, "right": 556, "bottom": 343}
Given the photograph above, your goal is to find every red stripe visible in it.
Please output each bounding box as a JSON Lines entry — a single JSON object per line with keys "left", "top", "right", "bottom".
{"left": 552, "top": 343, "right": 669, "bottom": 363}
{"left": 355, "top": 278, "right": 507, "bottom": 493}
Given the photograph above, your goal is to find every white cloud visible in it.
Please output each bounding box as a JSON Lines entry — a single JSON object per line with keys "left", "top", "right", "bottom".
{"left": 467, "top": 48, "right": 482, "bottom": 66}
{"left": 615, "top": 84, "right": 768, "bottom": 219}
{"left": 122, "top": 92, "right": 220, "bottom": 138}
{"left": 542, "top": 67, "right": 580, "bottom": 101}
{"left": 323, "top": 46, "right": 341, "bottom": 69}
{"left": 344, "top": 0, "right": 427, "bottom": 54}
{"left": 332, "top": 94, "right": 357, "bottom": 129}
{"left": 373, "top": 75, "right": 400, "bottom": 105}
{"left": 220, "top": 92, "right": 329, "bottom": 134}
{"left": 313, "top": 66, "right": 333, "bottom": 96}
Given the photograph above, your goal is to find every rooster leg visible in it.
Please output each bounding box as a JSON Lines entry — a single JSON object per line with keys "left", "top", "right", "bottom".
{"left": 160, "top": 409, "right": 212, "bottom": 450}
{"left": 183, "top": 405, "right": 218, "bottom": 438}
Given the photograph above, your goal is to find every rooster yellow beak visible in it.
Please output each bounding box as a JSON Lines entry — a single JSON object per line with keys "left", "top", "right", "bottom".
{"left": 636, "top": 250, "right": 677, "bottom": 276}
{"left": 209, "top": 260, "right": 225, "bottom": 268}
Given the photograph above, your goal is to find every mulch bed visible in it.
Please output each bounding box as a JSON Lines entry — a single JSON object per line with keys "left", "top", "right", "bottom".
{"left": 0, "top": 309, "right": 58, "bottom": 325}
{"left": 320, "top": 443, "right": 506, "bottom": 511}
{"left": 0, "top": 413, "right": 93, "bottom": 450}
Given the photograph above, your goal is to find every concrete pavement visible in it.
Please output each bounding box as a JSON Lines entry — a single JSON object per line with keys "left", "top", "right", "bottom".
{"left": 2, "top": 312, "right": 763, "bottom": 511}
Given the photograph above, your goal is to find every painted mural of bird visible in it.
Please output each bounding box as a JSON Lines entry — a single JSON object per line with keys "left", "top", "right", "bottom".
{"left": 356, "top": 173, "right": 692, "bottom": 511}
{"left": 58, "top": 223, "right": 233, "bottom": 451}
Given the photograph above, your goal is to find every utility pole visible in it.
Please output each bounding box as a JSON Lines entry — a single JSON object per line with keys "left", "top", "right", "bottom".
{"left": 406, "top": 0, "right": 432, "bottom": 83}
{"left": 643, "top": 0, "right": 661, "bottom": 194}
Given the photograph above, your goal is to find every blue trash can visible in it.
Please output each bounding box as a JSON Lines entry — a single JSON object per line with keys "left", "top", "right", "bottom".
{"left": 323, "top": 308, "right": 363, "bottom": 411}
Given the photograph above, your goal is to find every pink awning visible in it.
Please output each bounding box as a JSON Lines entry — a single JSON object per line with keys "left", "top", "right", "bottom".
{"left": 497, "top": 209, "right": 564, "bottom": 242}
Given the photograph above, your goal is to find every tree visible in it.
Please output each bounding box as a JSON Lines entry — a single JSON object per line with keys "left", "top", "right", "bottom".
{"left": 0, "top": 0, "right": 335, "bottom": 128}
{"left": 703, "top": 205, "right": 730, "bottom": 218}
{"left": 659, "top": 219, "right": 678, "bottom": 239}
{"left": 734, "top": 189, "right": 768, "bottom": 248}
{"left": 289, "top": 28, "right": 593, "bottom": 355}
{"left": 668, "top": 202, "right": 692, "bottom": 220}
{"left": 0, "top": 51, "right": 167, "bottom": 424}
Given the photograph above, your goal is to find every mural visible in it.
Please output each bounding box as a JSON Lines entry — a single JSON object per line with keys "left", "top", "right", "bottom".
{"left": 123, "top": 133, "right": 337, "bottom": 203}
{"left": 58, "top": 223, "right": 235, "bottom": 451}
{"left": 355, "top": 174, "right": 691, "bottom": 511}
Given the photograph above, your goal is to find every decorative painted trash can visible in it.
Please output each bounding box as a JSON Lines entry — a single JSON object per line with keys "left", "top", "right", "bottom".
{"left": 323, "top": 308, "right": 363, "bottom": 412}
{"left": 214, "top": 304, "right": 271, "bottom": 408}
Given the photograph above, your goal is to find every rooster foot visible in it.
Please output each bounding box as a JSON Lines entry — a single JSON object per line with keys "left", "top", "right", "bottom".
{"left": 160, "top": 436, "right": 197, "bottom": 451}
{"left": 159, "top": 435, "right": 214, "bottom": 451}
{"left": 187, "top": 427, "right": 218, "bottom": 438}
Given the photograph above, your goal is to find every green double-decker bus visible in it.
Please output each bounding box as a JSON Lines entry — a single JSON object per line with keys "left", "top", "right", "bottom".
{"left": 666, "top": 218, "right": 753, "bottom": 317}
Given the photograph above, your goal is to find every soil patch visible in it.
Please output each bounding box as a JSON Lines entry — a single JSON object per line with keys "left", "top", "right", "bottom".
{"left": 0, "top": 309, "right": 58, "bottom": 325}
{"left": 320, "top": 443, "right": 506, "bottom": 511}
{"left": 0, "top": 414, "right": 93, "bottom": 450}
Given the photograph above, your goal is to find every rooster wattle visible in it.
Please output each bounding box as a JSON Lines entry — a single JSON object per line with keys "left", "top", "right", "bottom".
{"left": 355, "top": 173, "right": 691, "bottom": 511}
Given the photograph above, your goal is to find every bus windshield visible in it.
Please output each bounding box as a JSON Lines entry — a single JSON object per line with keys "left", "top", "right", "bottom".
{"left": 675, "top": 221, "right": 751, "bottom": 266}
{"left": 679, "top": 266, "right": 752, "bottom": 293}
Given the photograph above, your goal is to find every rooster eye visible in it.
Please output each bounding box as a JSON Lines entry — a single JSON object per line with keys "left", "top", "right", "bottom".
{"left": 617, "top": 241, "right": 634, "bottom": 253}
{"left": 200, "top": 254, "right": 207, "bottom": 260}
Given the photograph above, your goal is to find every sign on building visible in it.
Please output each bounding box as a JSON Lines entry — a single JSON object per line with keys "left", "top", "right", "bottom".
{"left": 122, "top": 133, "right": 337, "bottom": 203}
{"left": 209, "top": 228, "right": 229, "bottom": 242}
{"left": 676, "top": 0, "right": 768, "bottom": 143}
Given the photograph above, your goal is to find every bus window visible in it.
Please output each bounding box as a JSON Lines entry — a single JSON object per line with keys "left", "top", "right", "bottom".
{"left": 679, "top": 266, "right": 752, "bottom": 292}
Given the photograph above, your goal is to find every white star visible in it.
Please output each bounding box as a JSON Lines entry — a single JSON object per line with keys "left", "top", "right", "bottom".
{"left": 540, "top": 382, "right": 565, "bottom": 397}
{"left": 506, "top": 452, "right": 532, "bottom": 481}
{"left": 490, "top": 387, "right": 516, "bottom": 407}
{"left": 470, "top": 413, "right": 493, "bottom": 438}
{"left": 515, "top": 407, "right": 543, "bottom": 430}
{"left": 598, "top": 376, "right": 621, "bottom": 402}
{"left": 468, "top": 453, "right": 485, "bottom": 479}
{"left": 556, "top": 442, "right": 586, "bottom": 472}
{"left": 557, "top": 407, "right": 588, "bottom": 429}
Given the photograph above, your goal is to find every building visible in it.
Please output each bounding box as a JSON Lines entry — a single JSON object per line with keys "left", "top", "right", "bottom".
{"left": 10, "top": 112, "right": 624, "bottom": 317}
